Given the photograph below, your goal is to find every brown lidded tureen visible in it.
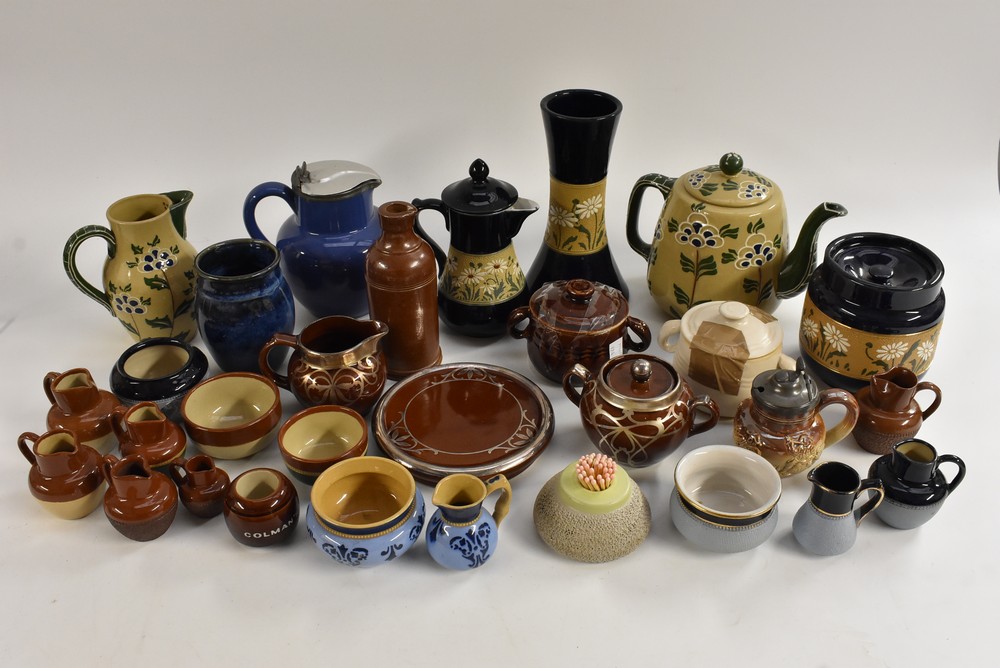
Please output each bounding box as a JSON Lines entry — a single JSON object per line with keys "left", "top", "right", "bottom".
{"left": 507, "top": 279, "right": 651, "bottom": 383}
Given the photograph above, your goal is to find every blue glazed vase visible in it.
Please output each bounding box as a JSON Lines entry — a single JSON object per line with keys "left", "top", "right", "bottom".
{"left": 194, "top": 239, "right": 295, "bottom": 373}
{"left": 243, "top": 160, "right": 382, "bottom": 318}
{"left": 306, "top": 457, "right": 425, "bottom": 568}
{"left": 426, "top": 473, "right": 511, "bottom": 570}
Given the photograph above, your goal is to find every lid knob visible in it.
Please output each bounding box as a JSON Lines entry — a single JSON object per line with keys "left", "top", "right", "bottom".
{"left": 719, "top": 301, "right": 750, "bottom": 322}
{"left": 869, "top": 264, "right": 894, "bottom": 283}
{"left": 719, "top": 153, "right": 744, "bottom": 176}
{"left": 469, "top": 158, "right": 489, "bottom": 185}
{"left": 630, "top": 359, "right": 652, "bottom": 384}
{"left": 564, "top": 279, "right": 595, "bottom": 304}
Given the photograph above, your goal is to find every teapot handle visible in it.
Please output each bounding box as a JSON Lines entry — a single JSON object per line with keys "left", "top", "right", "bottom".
{"left": 258, "top": 333, "right": 297, "bottom": 390}
{"left": 562, "top": 364, "right": 593, "bottom": 407}
{"left": 625, "top": 173, "right": 676, "bottom": 260}
{"left": 817, "top": 388, "right": 860, "bottom": 448}
{"left": 63, "top": 225, "right": 117, "bottom": 315}
{"left": 853, "top": 478, "right": 885, "bottom": 525}
{"left": 937, "top": 454, "right": 966, "bottom": 494}
{"left": 243, "top": 182, "right": 296, "bottom": 244}
{"left": 410, "top": 198, "right": 448, "bottom": 275}
{"left": 915, "top": 380, "right": 943, "bottom": 421}
{"left": 483, "top": 474, "right": 512, "bottom": 528}
{"left": 687, "top": 395, "right": 721, "bottom": 436}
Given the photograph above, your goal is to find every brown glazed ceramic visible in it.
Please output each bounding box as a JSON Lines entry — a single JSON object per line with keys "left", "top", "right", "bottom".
{"left": 18, "top": 429, "right": 107, "bottom": 519}
{"left": 102, "top": 454, "right": 178, "bottom": 541}
{"left": 169, "top": 455, "right": 230, "bottom": 518}
{"left": 366, "top": 201, "right": 442, "bottom": 379}
{"left": 508, "top": 279, "right": 651, "bottom": 383}
{"left": 853, "top": 366, "right": 942, "bottom": 455}
{"left": 563, "top": 354, "right": 720, "bottom": 468}
{"left": 180, "top": 372, "right": 282, "bottom": 459}
{"left": 259, "top": 316, "right": 388, "bottom": 415}
{"left": 372, "top": 363, "right": 554, "bottom": 484}
{"left": 111, "top": 401, "right": 186, "bottom": 468}
{"left": 44, "top": 368, "right": 121, "bottom": 455}
{"left": 278, "top": 405, "right": 369, "bottom": 484}
{"left": 733, "top": 362, "right": 860, "bottom": 477}
{"left": 223, "top": 468, "right": 299, "bottom": 547}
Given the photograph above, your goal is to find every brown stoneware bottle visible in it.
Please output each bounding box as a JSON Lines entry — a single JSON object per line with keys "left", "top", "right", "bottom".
{"left": 169, "top": 454, "right": 230, "bottom": 518}
{"left": 102, "top": 454, "right": 178, "bottom": 541}
{"left": 44, "top": 368, "right": 121, "bottom": 455}
{"left": 366, "top": 201, "right": 442, "bottom": 379}
{"left": 853, "top": 366, "right": 942, "bottom": 455}
{"left": 111, "top": 402, "right": 187, "bottom": 468}
{"left": 18, "top": 429, "right": 107, "bottom": 519}
{"left": 223, "top": 468, "right": 299, "bottom": 547}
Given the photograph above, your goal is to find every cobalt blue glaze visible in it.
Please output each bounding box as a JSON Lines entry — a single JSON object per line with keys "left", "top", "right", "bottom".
{"left": 243, "top": 162, "right": 382, "bottom": 318}
{"left": 194, "top": 239, "right": 295, "bottom": 373}
{"left": 426, "top": 508, "right": 499, "bottom": 570}
{"left": 305, "top": 493, "right": 425, "bottom": 568}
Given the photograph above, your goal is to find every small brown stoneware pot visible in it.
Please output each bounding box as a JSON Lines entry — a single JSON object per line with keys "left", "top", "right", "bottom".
{"left": 223, "top": 468, "right": 299, "bottom": 547}
{"left": 18, "top": 429, "right": 107, "bottom": 519}
{"left": 507, "top": 279, "right": 651, "bottom": 383}
{"left": 44, "top": 368, "right": 121, "bottom": 455}
{"left": 102, "top": 454, "right": 178, "bottom": 541}
{"left": 853, "top": 366, "right": 942, "bottom": 455}
{"left": 278, "top": 405, "right": 369, "bottom": 484}
{"left": 169, "top": 455, "right": 230, "bottom": 518}
{"left": 180, "top": 372, "right": 282, "bottom": 459}
{"left": 111, "top": 401, "right": 186, "bottom": 468}
{"left": 563, "top": 354, "right": 720, "bottom": 468}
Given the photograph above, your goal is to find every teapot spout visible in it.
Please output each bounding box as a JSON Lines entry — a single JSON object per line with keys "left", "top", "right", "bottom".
{"left": 505, "top": 197, "right": 539, "bottom": 237}
{"left": 776, "top": 202, "right": 848, "bottom": 299}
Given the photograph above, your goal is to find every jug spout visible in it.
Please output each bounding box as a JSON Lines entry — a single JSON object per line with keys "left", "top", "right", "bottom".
{"left": 870, "top": 367, "right": 918, "bottom": 412}
{"left": 776, "top": 202, "right": 848, "bottom": 299}
{"left": 505, "top": 197, "right": 539, "bottom": 238}
{"left": 162, "top": 190, "right": 194, "bottom": 238}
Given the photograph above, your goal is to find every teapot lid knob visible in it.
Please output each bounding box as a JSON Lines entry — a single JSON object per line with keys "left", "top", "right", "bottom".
{"left": 469, "top": 158, "right": 490, "bottom": 185}
{"left": 719, "top": 152, "right": 743, "bottom": 176}
{"left": 630, "top": 359, "right": 653, "bottom": 384}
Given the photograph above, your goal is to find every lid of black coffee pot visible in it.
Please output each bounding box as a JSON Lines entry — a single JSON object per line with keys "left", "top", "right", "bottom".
{"left": 750, "top": 358, "right": 819, "bottom": 418}
{"left": 439, "top": 159, "right": 520, "bottom": 214}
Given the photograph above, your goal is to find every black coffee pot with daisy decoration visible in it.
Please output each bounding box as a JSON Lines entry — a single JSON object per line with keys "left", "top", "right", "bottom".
{"left": 413, "top": 159, "right": 538, "bottom": 338}
{"left": 624, "top": 151, "right": 847, "bottom": 319}
{"left": 798, "top": 232, "right": 945, "bottom": 392}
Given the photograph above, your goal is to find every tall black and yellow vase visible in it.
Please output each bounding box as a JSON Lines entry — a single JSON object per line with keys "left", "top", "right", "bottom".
{"left": 525, "top": 89, "right": 629, "bottom": 298}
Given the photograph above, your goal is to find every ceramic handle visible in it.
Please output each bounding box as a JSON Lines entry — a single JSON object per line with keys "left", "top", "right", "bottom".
{"left": 506, "top": 306, "right": 534, "bottom": 340}
{"left": 777, "top": 354, "right": 798, "bottom": 371}
{"left": 258, "top": 333, "right": 297, "bottom": 390}
{"left": 853, "top": 478, "right": 885, "bottom": 525}
{"left": 623, "top": 317, "right": 652, "bottom": 352}
{"left": 102, "top": 454, "right": 120, "bottom": 485}
{"left": 562, "top": 364, "right": 593, "bottom": 406}
{"left": 243, "top": 181, "right": 296, "bottom": 244}
{"left": 687, "top": 395, "right": 721, "bottom": 436}
{"left": 937, "top": 454, "right": 966, "bottom": 494}
{"left": 63, "top": 225, "right": 117, "bottom": 315}
{"left": 625, "top": 173, "right": 676, "bottom": 260}
{"left": 484, "top": 474, "right": 512, "bottom": 528}
{"left": 410, "top": 198, "right": 448, "bottom": 274}
{"left": 168, "top": 458, "right": 188, "bottom": 486}
{"left": 915, "top": 381, "right": 943, "bottom": 421}
{"left": 42, "top": 372, "right": 60, "bottom": 406}
{"left": 817, "top": 388, "right": 860, "bottom": 447}
{"left": 110, "top": 404, "right": 129, "bottom": 445}
{"left": 658, "top": 320, "right": 682, "bottom": 353}
{"left": 17, "top": 432, "right": 39, "bottom": 466}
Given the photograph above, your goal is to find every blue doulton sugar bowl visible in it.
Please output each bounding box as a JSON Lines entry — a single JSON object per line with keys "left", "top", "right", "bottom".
{"left": 306, "top": 457, "right": 425, "bottom": 568}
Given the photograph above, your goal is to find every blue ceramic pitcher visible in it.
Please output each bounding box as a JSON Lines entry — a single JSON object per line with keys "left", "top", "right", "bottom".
{"left": 243, "top": 160, "right": 382, "bottom": 318}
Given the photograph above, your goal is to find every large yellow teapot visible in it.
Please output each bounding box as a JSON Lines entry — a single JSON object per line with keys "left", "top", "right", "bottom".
{"left": 625, "top": 153, "right": 846, "bottom": 318}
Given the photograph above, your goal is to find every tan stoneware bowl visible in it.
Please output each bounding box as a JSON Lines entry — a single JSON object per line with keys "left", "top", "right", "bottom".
{"left": 278, "top": 405, "right": 368, "bottom": 484}
{"left": 180, "top": 372, "right": 281, "bottom": 459}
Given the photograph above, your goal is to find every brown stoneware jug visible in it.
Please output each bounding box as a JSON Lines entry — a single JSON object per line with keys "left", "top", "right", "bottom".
{"left": 102, "top": 454, "right": 178, "bottom": 541}
{"left": 110, "top": 402, "right": 186, "bottom": 468}
{"left": 366, "top": 201, "right": 442, "bottom": 378}
{"left": 733, "top": 361, "right": 860, "bottom": 477}
{"left": 44, "top": 368, "right": 121, "bottom": 455}
{"left": 169, "top": 454, "right": 230, "bottom": 518}
{"left": 853, "top": 366, "right": 942, "bottom": 455}
{"left": 223, "top": 468, "right": 299, "bottom": 547}
{"left": 259, "top": 316, "right": 389, "bottom": 415}
{"left": 18, "top": 429, "right": 107, "bottom": 519}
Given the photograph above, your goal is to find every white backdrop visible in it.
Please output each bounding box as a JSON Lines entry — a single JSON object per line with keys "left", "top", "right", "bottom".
{"left": 2, "top": 2, "right": 997, "bottom": 666}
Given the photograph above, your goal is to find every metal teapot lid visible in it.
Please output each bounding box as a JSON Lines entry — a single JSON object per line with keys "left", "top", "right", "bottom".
{"left": 439, "top": 159, "right": 520, "bottom": 214}
{"left": 681, "top": 152, "right": 778, "bottom": 208}
{"left": 292, "top": 160, "right": 382, "bottom": 199}
{"left": 750, "top": 358, "right": 819, "bottom": 418}
{"left": 602, "top": 355, "right": 680, "bottom": 402}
